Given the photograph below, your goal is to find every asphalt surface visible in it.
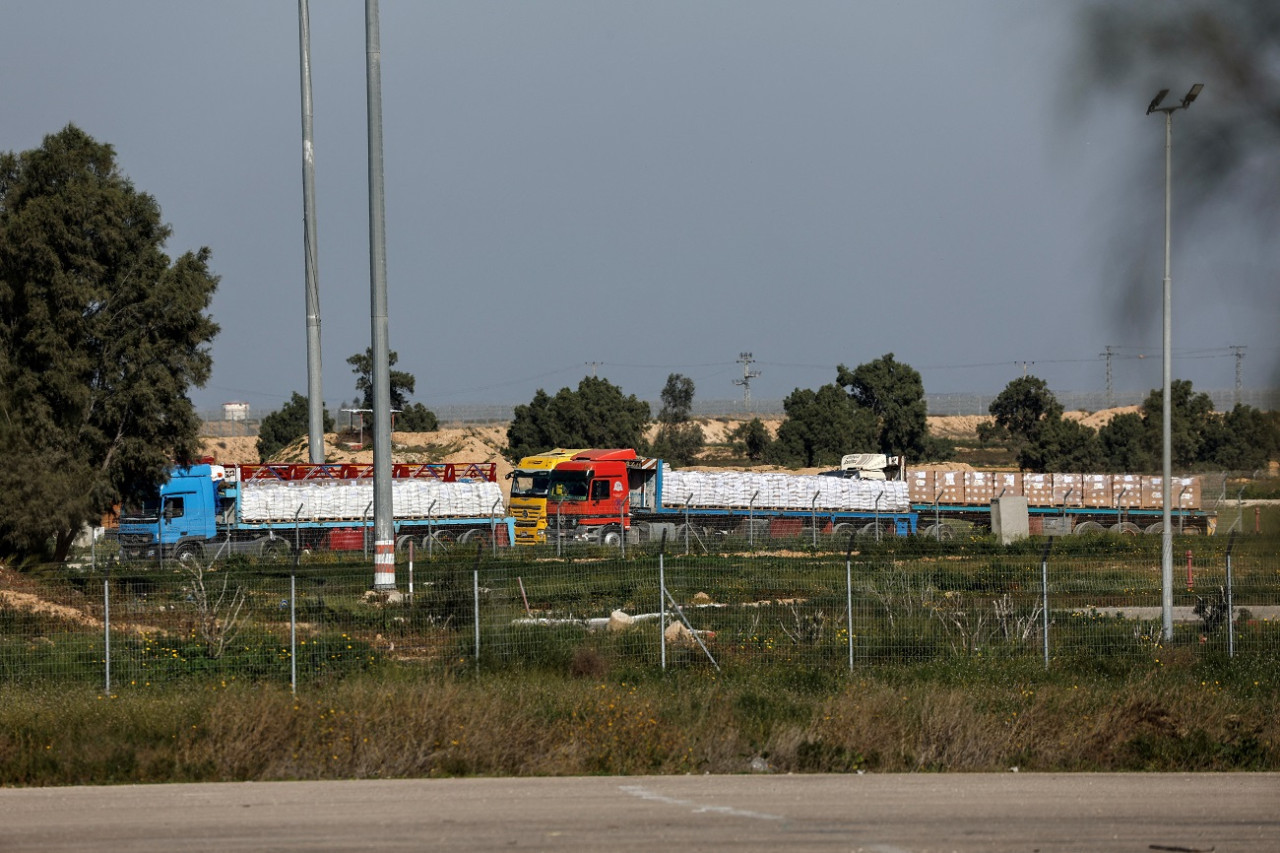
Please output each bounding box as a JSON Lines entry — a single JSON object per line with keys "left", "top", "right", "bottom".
{"left": 1, "top": 773, "right": 1276, "bottom": 852}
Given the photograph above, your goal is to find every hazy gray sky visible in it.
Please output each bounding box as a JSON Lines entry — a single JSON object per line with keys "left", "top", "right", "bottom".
{"left": 4, "top": 2, "right": 1273, "bottom": 415}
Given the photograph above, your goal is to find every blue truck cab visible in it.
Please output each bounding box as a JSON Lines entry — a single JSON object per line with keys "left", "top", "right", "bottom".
{"left": 117, "top": 464, "right": 223, "bottom": 561}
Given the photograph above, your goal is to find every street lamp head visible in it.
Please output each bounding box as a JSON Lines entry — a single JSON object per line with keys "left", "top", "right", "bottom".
{"left": 1181, "top": 83, "right": 1204, "bottom": 107}
{"left": 1147, "top": 89, "right": 1169, "bottom": 114}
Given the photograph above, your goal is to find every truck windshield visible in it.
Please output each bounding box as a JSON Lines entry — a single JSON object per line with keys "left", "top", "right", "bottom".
{"left": 546, "top": 474, "right": 589, "bottom": 501}
{"left": 119, "top": 497, "right": 161, "bottom": 523}
{"left": 510, "top": 472, "right": 550, "bottom": 499}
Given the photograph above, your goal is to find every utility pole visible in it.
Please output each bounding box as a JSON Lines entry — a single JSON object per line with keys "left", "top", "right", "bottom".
{"left": 1101, "top": 346, "right": 1114, "bottom": 408}
{"left": 585, "top": 361, "right": 601, "bottom": 379}
{"left": 1231, "top": 345, "right": 1246, "bottom": 406}
{"left": 733, "top": 352, "right": 761, "bottom": 413}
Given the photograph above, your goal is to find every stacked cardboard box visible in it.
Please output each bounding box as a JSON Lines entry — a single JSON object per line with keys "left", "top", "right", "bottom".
{"left": 900, "top": 470, "right": 1201, "bottom": 510}
{"left": 1023, "top": 473, "right": 1053, "bottom": 506}
{"left": 907, "top": 470, "right": 935, "bottom": 504}
{"left": 964, "top": 471, "right": 995, "bottom": 503}
{"left": 1083, "top": 474, "right": 1113, "bottom": 507}
{"left": 1052, "top": 473, "right": 1084, "bottom": 506}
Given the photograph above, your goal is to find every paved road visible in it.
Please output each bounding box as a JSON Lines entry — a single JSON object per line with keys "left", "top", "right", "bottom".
{"left": 2, "top": 773, "right": 1275, "bottom": 852}
{"left": 1077, "top": 605, "right": 1280, "bottom": 622}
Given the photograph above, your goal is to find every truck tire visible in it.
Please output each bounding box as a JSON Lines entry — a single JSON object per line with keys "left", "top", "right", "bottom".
{"left": 458, "top": 528, "right": 491, "bottom": 547}
{"left": 921, "top": 523, "right": 955, "bottom": 542}
{"left": 173, "top": 542, "right": 203, "bottom": 564}
{"left": 261, "top": 539, "right": 291, "bottom": 562}
{"left": 600, "top": 526, "right": 623, "bottom": 547}
{"left": 858, "top": 522, "right": 891, "bottom": 539}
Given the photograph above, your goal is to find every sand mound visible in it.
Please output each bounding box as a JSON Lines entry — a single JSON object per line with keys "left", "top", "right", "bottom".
{"left": 201, "top": 408, "right": 1142, "bottom": 473}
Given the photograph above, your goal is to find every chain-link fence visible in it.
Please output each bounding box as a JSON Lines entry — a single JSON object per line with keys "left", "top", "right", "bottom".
{"left": 2, "top": 534, "right": 1276, "bottom": 690}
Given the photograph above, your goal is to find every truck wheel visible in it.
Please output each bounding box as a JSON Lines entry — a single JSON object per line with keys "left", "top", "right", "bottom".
{"left": 458, "top": 529, "right": 491, "bottom": 547}
{"left": 831, "top": 522, "right": 856, "bottom": 541}
{"left": 262, "top": 539, "right": 291, "bottom": 562}
{"left": 858, "top": 522, "right": 891, "bottom": 539}
{"left": 921, "top": 524, "right": 954, "bottom": 541}
{"left": 174, "top": 543, "right": 203, "bottom": 564}
{"left": 600, "top": 526, "right": 623, "bottom": 547}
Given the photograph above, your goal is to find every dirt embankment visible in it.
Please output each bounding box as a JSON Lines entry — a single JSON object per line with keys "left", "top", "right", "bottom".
{"left": 201, "top": 409, "right": 1141, "bottom": 478}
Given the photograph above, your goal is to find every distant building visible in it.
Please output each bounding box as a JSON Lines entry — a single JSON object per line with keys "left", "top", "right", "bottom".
{"left": 223, "top": 401, "right": 250, "bottom": 421}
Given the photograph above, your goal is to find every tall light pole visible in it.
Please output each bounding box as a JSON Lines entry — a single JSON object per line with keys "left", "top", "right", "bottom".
{"left": 298, "top": 0, "right": 325, "bottom": 464}
{"left": 1147, "top": 83, "right": 1202, "bottom": 641}
{"left": 366, "top": 0, "right": 395, "bottom": 589}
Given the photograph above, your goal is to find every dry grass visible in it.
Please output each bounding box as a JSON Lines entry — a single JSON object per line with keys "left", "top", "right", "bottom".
{"left": 2, "top": 658, "right": 1275, "bottom": 785}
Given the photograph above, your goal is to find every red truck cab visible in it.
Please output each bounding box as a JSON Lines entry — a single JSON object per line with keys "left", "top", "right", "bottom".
{"left": 544, "top": 449, "right": 650, "bottom": 545}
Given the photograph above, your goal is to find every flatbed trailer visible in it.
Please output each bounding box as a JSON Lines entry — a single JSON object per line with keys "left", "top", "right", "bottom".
{"left": 117, "top": 461, "right": 515, "bottom": 563}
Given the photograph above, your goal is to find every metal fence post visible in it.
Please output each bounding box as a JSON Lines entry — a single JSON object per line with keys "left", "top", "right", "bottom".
{"left": 684, "top": 495, "right": 693, "bottom": 556}
{"left": 556, "top": 500, "right": 564, "bottom": 558}
{"left": 1226, "top": 531, "right": 1237, "bottom": 659}
{"left": 491, "top": 498, "right": 501, "bottom": 557}
{"left": 846, "top": 533, "right": 856, "bottom": 673}
{"left": 618, "top": 498, "right": 626, "bottom": 558}
{"left": 1041, "top": 537, "right": 1054, "bottom": 670}
{"left": 934, "top": 490, "right": 943, "bottom": 540}
{"left": 428, "top": 500, "right": 437, "bottom": 559}
{"left": 290, "top": 573, "right": 297, "bottom": 694}
{"left": 363, "top": 501, "right": 373, "bottom": 559}
{"left": 473, "top": 542, "right": 482, "bottom": 668}
{"left": 659, "top": 530, "right": 667, "bottom": 671}
{"left": 811, "top": 490, "right": 820, "bottom": 548}
{"left": 103, "top": 572, "right": 111, "bottom": 696}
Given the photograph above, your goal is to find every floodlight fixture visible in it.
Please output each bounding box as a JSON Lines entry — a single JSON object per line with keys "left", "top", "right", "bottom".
{"left": 1181, "top": 83, "right": 1204, "bottom": 107}
{"left": 1146, "top": 89, "right": 1169, "bottom": 114}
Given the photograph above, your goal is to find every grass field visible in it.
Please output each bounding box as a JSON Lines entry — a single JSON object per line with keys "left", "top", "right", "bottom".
{"left": 1, "top": 652, "right": 1276, "bottom": 784}
{"left": 1, "top": 512, "right": 1277, "bottom": 785}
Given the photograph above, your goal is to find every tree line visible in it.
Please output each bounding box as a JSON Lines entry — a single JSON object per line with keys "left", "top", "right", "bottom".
{"left": 982, "top": 376, "right": 1278, "bottom": 474}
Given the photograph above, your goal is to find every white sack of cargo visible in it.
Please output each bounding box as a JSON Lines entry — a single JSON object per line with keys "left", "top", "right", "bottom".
{"left": 663, "top": 470, "right": 909, "bottom": 513}
{"left": 240, "top": 479, "right": 504, "bottom": 522}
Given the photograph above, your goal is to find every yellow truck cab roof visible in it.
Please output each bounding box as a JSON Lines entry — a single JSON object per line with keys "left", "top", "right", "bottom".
{"left": 513, "top": 448, "right": 589, "bottom": 472}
